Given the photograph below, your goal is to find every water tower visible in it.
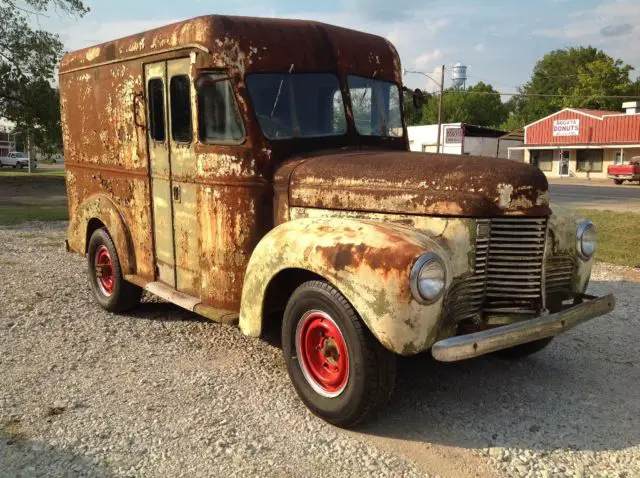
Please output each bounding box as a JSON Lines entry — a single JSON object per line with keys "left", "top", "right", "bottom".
{"left": 451, "top": 62, "right": 468, "bottom": 89}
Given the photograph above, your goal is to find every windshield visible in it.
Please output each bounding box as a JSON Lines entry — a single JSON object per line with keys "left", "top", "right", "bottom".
{"left": 246, "top": 73, "right": 346, "bottom": 140}
{"left": 348, "top": 75, "right": 403, "bottom": 137}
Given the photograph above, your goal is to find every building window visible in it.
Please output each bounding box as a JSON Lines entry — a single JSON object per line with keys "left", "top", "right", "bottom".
{"left": 148, "top": 78, "right": 166, "bottom": 142}
{"left": 576, "top": 149, "right": 603, "bottom": 172}
{"left": 531, "top": 150, "right": 553, "bottom": 171}
{"left": 170, "top": 75, "right": 193, "bottom": 143}
{"left": 614, "top": 151, "right": 623, "bottom": 164}
{"left": 197, "top": 73, "right": 245, "bottom": 143}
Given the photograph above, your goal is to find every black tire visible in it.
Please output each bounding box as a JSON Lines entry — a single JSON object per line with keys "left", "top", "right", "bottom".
{"left": 494, "top": 337, "right": 554, "bottom": 359}
{"left": 282, "top": 280, "right": 396, "bottom": 427}
{"left": 614, "top": 179, "right": 623, "bottom": 185}
{"left": 87, "top": 228, "right": 142, "bottom": 313}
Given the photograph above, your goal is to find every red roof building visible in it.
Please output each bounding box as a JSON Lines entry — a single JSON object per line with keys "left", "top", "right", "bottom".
{"left": 511, "top": 102, "right": 640, "bottom": 179}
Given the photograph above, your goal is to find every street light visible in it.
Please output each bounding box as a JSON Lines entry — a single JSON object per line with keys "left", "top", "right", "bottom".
{"left": 403, "top": 66, "right": 445, "bottom": 153}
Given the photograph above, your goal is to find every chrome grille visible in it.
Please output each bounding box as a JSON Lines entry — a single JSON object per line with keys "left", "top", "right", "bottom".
{"left": 484, "top": 217, "right": 547, "bottom": 312}
{"left": 444, "top": 217, "right": 549, "bottom": 323}
{"left": 545, "top": 256, "right": 574, "bottom": 295}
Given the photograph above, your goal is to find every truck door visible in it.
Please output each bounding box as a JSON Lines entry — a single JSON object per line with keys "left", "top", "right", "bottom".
{"left": 145, "top": 58, "right": 200, "bottom": 296}
{"left": 145, "top": 61, "right": 176, "bottom": 288}
{"left": 166, "top": 57, "right": 200, "bottom": 296}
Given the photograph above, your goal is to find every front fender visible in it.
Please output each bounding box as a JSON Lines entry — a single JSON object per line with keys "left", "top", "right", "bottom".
{"left": 548, "top": 205, "right": 593, "bottom": 292}
{"left": 67, "top": 193, "right": 135, "bottom": 275}
{"left": 239, "top": 218, "right": 452, "bottom": 355}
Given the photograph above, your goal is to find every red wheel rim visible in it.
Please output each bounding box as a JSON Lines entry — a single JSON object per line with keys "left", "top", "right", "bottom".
{"left": 94, "top": 245, "right": 114, "bottom": 296}
{"left": 295, "top": 310, "right": 349, "bottom": 397}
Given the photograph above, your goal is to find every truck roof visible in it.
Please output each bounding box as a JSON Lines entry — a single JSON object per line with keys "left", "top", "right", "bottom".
{"left": 59, "top": 15, "right": 401, "bottom": 83}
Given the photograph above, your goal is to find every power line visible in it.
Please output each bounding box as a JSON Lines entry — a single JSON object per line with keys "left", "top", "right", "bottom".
{"left": 441, "top": 90, "right": 640, "bottom": 99}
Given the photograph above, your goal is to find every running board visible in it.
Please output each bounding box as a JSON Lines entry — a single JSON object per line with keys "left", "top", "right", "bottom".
{"left": 145, "top": 281, "right": 200, "bottom": 310}
{"left": 125, "top": 275, "right": 239, "bottom": 325}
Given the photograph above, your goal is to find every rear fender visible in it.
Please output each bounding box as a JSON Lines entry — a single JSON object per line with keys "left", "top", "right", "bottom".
{"left": 67, "top": 193, "right": 135, "bottom": 275}
{"left": 239, "top": 218, "right": 452, "bottom": 355}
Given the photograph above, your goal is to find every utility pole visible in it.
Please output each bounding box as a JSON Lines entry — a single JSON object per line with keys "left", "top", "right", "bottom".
{"left": 436, "top": 65, "right": 445, "bottom": 154}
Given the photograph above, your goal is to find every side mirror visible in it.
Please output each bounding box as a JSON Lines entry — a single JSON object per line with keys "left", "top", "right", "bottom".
{"left": 412, "top": 89, "right": 425, "bottom": 109}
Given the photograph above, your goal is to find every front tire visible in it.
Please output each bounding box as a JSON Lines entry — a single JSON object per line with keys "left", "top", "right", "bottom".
{"left": 614, "top": 179, "right": 623, "bottom": 185}
{"left": 87, "top": 228, "right": 142, "bottom": 313}
{"left": 282, "top": 280, "right": 396, "bottom": 427}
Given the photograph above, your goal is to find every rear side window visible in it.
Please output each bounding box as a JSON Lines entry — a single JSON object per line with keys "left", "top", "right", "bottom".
{"left": 148, "top": 78, "right": 166, "bottom": 142}
{"left": 170, "top": 75, "right": 193, "bottom": 143}
{"left": 197, "top": 73, "right": 245, "bottom": 143}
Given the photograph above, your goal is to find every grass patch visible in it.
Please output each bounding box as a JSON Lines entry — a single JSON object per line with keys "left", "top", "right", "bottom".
{"left": 578, "top": 209, "right": 640, "bottom": 267}
{"left": 0, "top": 169, "right": 65, "bottom": 177}
{"left": 0, "top": 205, "right": 68, "bottom": 225}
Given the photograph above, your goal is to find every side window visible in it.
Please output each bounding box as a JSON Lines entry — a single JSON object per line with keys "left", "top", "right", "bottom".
{"left": 169, "top": 75, "right": 193, "bottom": 143}
{"left": 197, "top": 73, "right": 245, "bottom": 143}
{"left": 148, "top": 78, "right": 166, "bottom": 142}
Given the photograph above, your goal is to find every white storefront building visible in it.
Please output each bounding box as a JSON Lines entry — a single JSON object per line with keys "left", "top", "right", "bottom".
{"left": 408, "top": 123, "right": 524, "bottom": 160}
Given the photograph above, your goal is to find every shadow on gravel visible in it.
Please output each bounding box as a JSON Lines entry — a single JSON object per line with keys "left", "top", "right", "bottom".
{"left": 0, "top": 430, "right": 111, "bottom": 477}
{"left": 128, "top": 301, "right": 208, "bottom": 324}
{"left": 358, "top": 279, "right": 639, "bottom": 454}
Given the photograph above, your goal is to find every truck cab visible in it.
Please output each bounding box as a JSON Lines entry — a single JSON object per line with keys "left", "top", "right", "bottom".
{"left": 60, "top": 15, "right": 614, "bottom": 427}
{"left": 608, "top": 156, "right": 640, "bottom": 184}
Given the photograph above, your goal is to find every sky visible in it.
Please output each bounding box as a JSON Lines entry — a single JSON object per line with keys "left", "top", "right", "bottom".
{"left": 38, "top": 0, "right": 640, "bottom": 94}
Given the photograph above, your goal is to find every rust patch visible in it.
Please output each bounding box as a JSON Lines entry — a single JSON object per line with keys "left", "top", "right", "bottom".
{"left": 283, "top": 149, "right": 550, "bottom": 218}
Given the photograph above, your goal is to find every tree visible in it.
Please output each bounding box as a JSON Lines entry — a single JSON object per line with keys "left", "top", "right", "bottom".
{"left": 507, "top": 47, "right": 640, "bottom": 129}
{"left": 0, "top": 0, "right": 88, "bottom": 154}
{"left": 420, "top": 82, "right": 508, "bottom": 128}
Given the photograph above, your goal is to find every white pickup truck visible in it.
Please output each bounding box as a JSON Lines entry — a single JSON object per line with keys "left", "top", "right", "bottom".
{"left": 0, "top": 152, "right": 33, "bottom": 169}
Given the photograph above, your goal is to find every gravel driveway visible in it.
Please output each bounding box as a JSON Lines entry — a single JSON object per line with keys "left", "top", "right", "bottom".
{"left": 1, "top": 222, "right": 638, "bottom": 477}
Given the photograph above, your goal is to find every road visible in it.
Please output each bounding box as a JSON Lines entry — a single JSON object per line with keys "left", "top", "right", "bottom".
{"left": 549, "top": 182, "right": 640, "bottom": 213}
{"left": 36, "top": 163, "right": 64, "bottom": 171}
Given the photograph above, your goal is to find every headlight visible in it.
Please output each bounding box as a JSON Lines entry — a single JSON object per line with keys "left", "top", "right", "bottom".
{"left": 576, "top": 220, "right": 596, "bottom": 260}
{"left": 410, "top": 252, "right": 446, "bottom": 304}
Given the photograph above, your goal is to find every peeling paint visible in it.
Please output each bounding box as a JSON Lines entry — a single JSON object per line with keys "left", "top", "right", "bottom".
{"left": 59, "top": 15, "right": 599, "bottom": 361}
{"left": 239, "top": 218, "right": 451, "bottom": 355}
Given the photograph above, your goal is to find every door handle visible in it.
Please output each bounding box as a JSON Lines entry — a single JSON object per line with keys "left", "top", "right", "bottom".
{"left": 172, "top": 185, "right": 181, "bottom": 203}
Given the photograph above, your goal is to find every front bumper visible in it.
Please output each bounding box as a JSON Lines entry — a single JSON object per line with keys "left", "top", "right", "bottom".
{"left": 431, "top": 294, "right": 615, "bottom": 362}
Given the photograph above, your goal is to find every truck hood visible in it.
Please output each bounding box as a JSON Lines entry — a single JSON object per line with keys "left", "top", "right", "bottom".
{"left": 276, "top": 150, "right": 550, "bottom": 217}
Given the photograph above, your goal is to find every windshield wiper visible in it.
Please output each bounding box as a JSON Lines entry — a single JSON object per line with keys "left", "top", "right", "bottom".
{"left": 270, "top": 63, "right": 294, "bottom": 117}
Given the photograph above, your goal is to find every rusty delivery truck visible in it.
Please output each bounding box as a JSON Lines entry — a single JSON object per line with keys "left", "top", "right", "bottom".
{"left": 60, "top": 15, "right": 615, "bottom": 426}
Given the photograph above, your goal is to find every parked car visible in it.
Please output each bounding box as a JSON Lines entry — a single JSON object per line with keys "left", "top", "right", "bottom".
{"left": 0, "top": 152, "right": 31, "bottom": 169}
{"left": 607, "top": 156, "right": 640, "bottom": 185}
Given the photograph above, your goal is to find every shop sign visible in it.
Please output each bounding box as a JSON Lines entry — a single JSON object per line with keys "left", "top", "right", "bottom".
{"left": 444, "top": 126, "right": 463, "bottom": 144}
{"left": 552, "top": 119, "right": 580, "bottom": 136}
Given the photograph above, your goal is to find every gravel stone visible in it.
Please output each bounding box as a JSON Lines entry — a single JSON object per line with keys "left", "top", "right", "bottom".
{"left": 1, "top": 221, "right": 638, "bottom": 477}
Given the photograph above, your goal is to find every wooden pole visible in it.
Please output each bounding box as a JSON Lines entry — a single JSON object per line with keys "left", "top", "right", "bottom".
{"left": 436, "top": 65, "right": 445, "bottom": 154}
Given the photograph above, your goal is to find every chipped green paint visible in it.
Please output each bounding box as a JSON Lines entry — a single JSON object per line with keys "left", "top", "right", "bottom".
{"left": 289, "top": 207, "right": 475, "bottom": 279}
{"left": 548, "top": 205, "right": 593, "bottom": 293}
{"left": 239, "top": 217, "right": 452, "bottom": 355}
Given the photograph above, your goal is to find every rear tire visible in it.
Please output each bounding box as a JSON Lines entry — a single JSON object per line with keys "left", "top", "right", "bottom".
{"left": 87, "top": 228, "right": 142, "bottom": 313}
{"left": 282, "top": 280, "right": 396, "bottom": 427}
{"left": 614, "top": 179, "right": 623, "bottom": 185}
{"left": 494, "top": 337, "right": 554, "bottom": 359}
